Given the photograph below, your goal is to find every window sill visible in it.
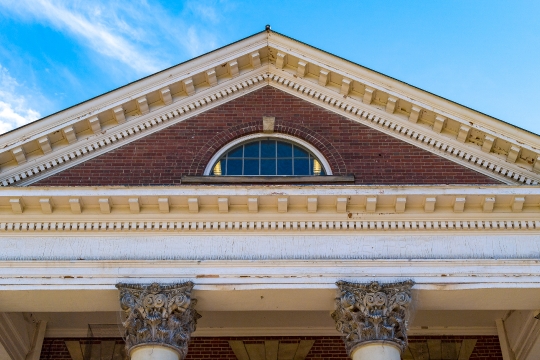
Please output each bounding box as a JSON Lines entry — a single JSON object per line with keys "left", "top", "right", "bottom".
{"left": 181, "top": 175, "right": 355, "bottom": 184}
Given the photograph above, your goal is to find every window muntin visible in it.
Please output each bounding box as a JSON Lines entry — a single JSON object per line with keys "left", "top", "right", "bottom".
{"left": 211, "top": 139, "right": 326, "bottom": 176}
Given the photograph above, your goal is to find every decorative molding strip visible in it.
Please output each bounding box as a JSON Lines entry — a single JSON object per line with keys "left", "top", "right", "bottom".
{"left": 1, "top": 219, "right": 539, "bottom": 233}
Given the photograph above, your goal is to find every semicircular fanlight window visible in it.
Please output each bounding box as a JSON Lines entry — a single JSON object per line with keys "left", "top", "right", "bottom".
{"left": 210, "top": 139, "right": 326, "bottom": 176}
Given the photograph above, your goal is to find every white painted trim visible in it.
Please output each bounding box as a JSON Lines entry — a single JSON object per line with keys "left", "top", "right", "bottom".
{"left": 43, "top": 326, "right": 498, "bottom": 338}
{"left": 26, "top": 321, "right": 47, "bottom": 360}
{"left": 496, "top": 319, "right": 516, "bottom": 360}
{"left": 3, "top": 183, "right": 540, "bottom": 197}
{"left": 1, "top": 258, "right": 540, "bottom": 287}
{"left": 203, "top": 133, "right": 333, "bottom": 175}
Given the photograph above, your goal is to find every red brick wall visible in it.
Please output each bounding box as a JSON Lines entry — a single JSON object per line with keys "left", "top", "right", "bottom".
{"left": 35, "top": 87, "right": 499, "bottom": 186}
{"left": 408, "top": 336, "right": 503, "bottom": 360}
{"left": 39, "top": 335, "right": 502, "bottom": 360}
{"left": 39, "top": 338, "right": 124, "bottom": 360}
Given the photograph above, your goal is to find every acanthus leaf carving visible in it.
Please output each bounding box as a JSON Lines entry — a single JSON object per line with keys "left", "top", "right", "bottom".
{"left": 331, "top": 280, "right": 414, "bottom": 355}
{"left": 116, "top": 281, "right": 201, "bottom": 359}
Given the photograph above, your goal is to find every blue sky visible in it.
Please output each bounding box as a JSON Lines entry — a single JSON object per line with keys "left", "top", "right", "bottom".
{"left": 0, "top": 0, "right": 539, "bottom": 135}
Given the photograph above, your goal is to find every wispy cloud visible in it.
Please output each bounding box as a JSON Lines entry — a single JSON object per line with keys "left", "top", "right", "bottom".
{"left": 0, "top": 65, "right": 41, "bottom": 134}
{"left": 0, "top": 0, "right": 231, "bottom": 133}
{"left": 0, "top": 0, "right": 220, "bottom": 75}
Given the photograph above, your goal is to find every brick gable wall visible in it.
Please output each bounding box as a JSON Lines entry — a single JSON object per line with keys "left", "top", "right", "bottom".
{"left": 39, "top": 336, "right": 502, "bottom": 359}
{"left": 34, "top": 87, "right": 499, "bottom": 186}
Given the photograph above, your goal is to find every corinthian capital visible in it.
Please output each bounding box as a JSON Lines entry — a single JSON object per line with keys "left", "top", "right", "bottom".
{"left": 331, "top": 280, "right": 414, "bottom": 355}
{"left": 116, "top": 281, "right": 201, "bottom": 359}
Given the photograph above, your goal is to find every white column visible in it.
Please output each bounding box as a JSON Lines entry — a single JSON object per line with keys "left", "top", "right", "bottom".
{"left": 130, "top": 345, "right": 180, "bottom": 360}
{"left": 117, "top": 282, "right": 200, "bottom": 360}
{"left": 351, "top": 343, "right": 401, "bottom": 360}
{"left": 332, "top": 280, "right": 414, "bottom": 360}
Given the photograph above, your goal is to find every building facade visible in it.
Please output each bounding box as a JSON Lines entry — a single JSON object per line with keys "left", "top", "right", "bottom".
{"left": 1, "top": 28, "right": 539, "bottom": 360}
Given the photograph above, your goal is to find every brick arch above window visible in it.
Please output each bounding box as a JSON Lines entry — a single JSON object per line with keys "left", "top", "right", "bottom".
{"left": 187, "top": 120, "right": 348, "bottom": 176}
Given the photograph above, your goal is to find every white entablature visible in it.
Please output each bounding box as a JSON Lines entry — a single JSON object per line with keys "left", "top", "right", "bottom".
{"left": 1, "top": 29, "right": 540, "bottom": 186}
{"left": 1, "top": 185, "right": 539, "bottom": 236}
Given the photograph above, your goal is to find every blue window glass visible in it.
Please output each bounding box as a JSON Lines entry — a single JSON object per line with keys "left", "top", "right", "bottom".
{"left": 277, "top": 142, "right": 292, "bottom": 157}
{"left": 228, "top": 147, "right": 243, "bottom": 158}
{"left": 261, "top": 159, "right": 276, "bottom": 175}
{"left": 210, "top": 139, "right": 327, "bottom": 176}
{"left": 294, "top": 158, "right": 309, "bottom": 175}
{"left": 261, "top": 140, "right": 276, "bottom": 157}
{"left": 244, "top": 159, "right": 259, "bottom": 175}
{"left": 244, "top": 142, "right": 259, "bottom": 157}
{"left": 293, "top": 146, "right": 309, "bottom": 158}
{"left": 227, "top": 159, "right": 242, "bottom": 175}
{"left": 277, "top": 159, "right": 292, "bottom": 175}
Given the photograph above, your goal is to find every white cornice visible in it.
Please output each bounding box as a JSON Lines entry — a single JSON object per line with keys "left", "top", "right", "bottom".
{"left": 1, "top": 31, "right": 540, "bottom": 186}
{"left": 1, "top": 184, "right": 540, "bottom": 229}
{"left": 1, "top": 185, "right": 540, "bottom": 231}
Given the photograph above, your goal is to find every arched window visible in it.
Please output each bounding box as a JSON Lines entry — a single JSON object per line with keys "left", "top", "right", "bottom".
{"left": 206, "top": 135, "right": 331, "bottom": 176}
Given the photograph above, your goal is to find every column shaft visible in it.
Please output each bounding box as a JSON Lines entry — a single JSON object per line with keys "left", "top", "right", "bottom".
{"left": 351, "top": 343, "right": 401, "bottom": 360}
{"left": 131, "top": 345, "right": 180, "bottom": 360}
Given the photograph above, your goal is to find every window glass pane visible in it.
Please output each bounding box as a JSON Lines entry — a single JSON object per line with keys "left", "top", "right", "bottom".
{"left": 244, "top": 142, "right": 259, "bottom": 157}
{"left": 293, "top": 145, "right": 309, "bottom": 158}
{"left": 227, "top": 159, "right": 242, "bottom": 175}
{"left": 294, "top": 159, "right": 309, "bottom": 175}
{"left": 261, "top": 159, "right": 276, "bottom": 175}
{"left": 212, "top": 139, "right": 326, "bottom": 176}
{"left": 277, "top": 142, "right": 292, "bottom": 157}
{"left": 261, "top": 140, "right": 276, "bottom": 158}
{"left": 228, "top": 146, "right": 243, "bottom": 158}
{"left": 221, "top": 159, "right": 227, "bottom": 175}
{"left": 244, "top": 159, "right": 259, "bottom": 175}
{"left": 277, "top": 159, "right": 292, "bottom": 175}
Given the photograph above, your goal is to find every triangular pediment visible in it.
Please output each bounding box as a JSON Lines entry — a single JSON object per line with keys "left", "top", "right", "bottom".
{"left": 1, "top": 29, "right": 539, "bottom": 186}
